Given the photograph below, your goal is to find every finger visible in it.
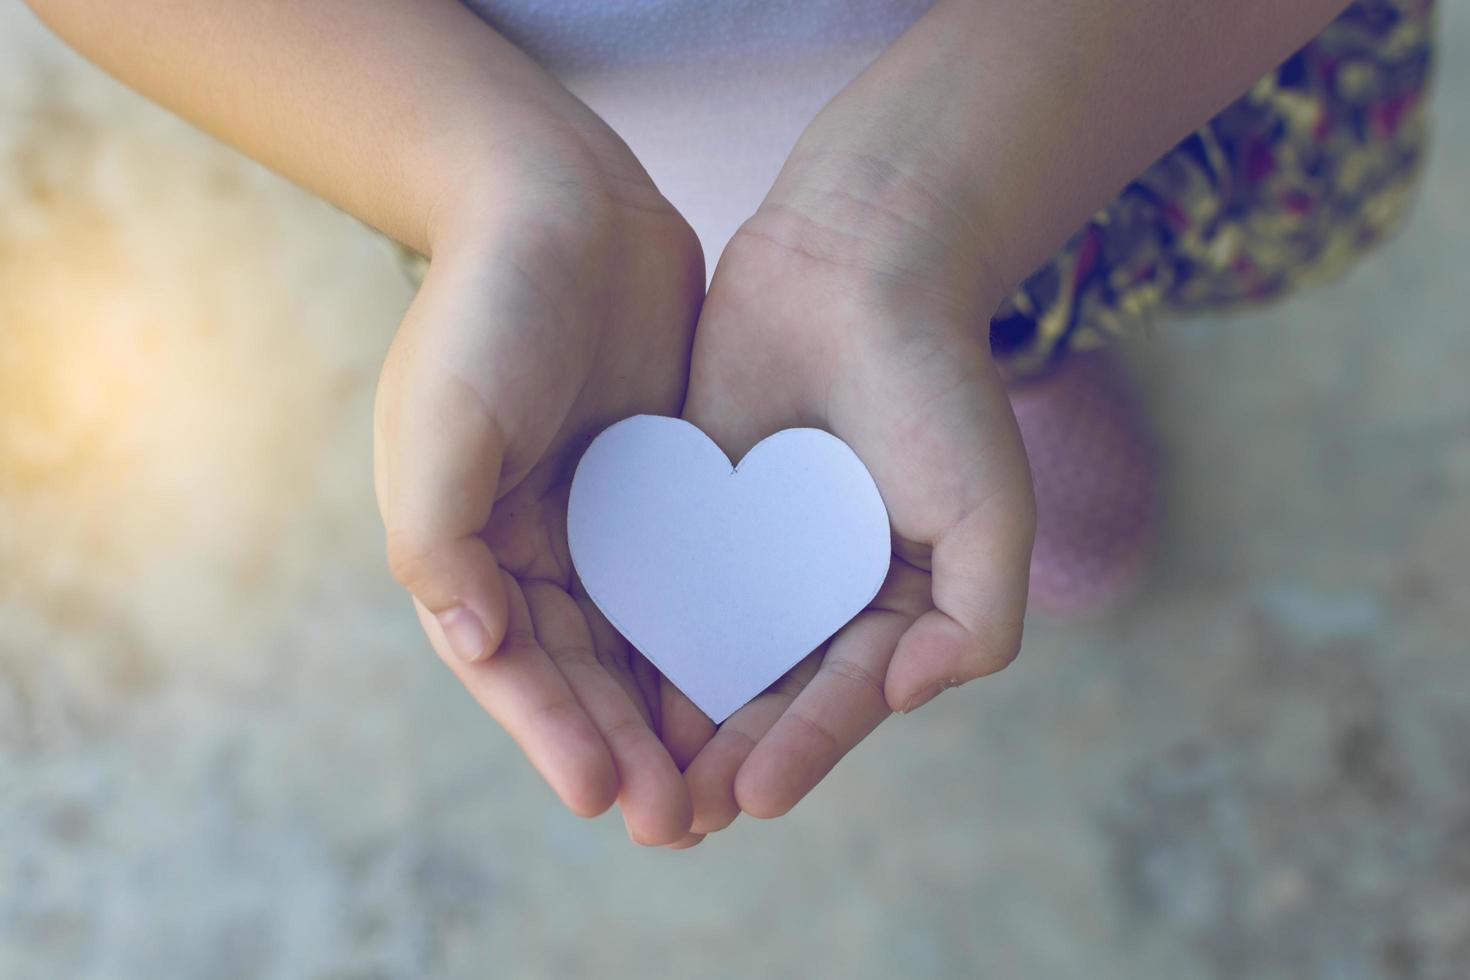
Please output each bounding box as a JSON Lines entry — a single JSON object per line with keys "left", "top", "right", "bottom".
{"left": 659, "top": 678, "right": 717, "bottom": 771}
{"left": 576, "top": 593, "right": 657, "bottom": 730}
{"left": 375, "top": 280, "right": 510, "bottom": 665}
{"left": 884, "top": 491, "right": 1035, "bottom": 713}
{"left": 525, "top": 582, "right": 692, "bottom": 846}
{"left": 683, "top": 652, "right": 822, "bottom": 834}
{"left": 735, "top": 609, "right": 907, "bottom": 819}
{"left": 424, "top": 574, "right": 616, "bottom": 817}
{"left": 629, "top": 653, "right": 665, "bottom": 730}
{"left": 665, "top": 831, "right": 706, "bottom": 850}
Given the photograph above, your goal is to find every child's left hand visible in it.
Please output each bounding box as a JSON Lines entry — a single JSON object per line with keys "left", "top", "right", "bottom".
{"left": 659, "top": 149, "right": 1038, "bottom": 841}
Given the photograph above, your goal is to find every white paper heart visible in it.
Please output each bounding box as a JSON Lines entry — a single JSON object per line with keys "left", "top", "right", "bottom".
{"left": 567, "top": 415, "right": 891, "bottom": 723}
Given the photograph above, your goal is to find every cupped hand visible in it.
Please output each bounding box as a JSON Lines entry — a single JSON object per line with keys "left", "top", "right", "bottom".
{"left": 667, "top": 160, "right": 1037, "bottom": 839}
{"left": 373, "top": 149, "right": 706, "bottom": 845}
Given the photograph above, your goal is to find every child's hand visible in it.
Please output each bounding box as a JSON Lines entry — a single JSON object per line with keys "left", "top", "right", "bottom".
{"left": 670, "top": 154, "right": 1036, "bottom": 834}
{"left": 29, "top": 0, "right": 712, "bottom": 842}
{"left": 374, "top": 153, "right": 705, "bottom": 844}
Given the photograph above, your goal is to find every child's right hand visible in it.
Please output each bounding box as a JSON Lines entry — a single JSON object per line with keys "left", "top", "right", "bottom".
{"left": 26, "top": 0, "right": 711, "bottom": 840}
{"left": 372, "top": 142, "right": 706, "bottom": 844}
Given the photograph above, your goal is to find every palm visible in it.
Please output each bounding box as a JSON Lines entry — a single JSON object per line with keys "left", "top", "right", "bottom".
{"left": 666, "top": 228, "right": 1035, "bottom": 833}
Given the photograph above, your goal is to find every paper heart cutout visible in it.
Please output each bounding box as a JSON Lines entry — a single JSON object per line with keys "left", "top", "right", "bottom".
{"left": 567, "top": 415, "right": 891, "bottom": 723}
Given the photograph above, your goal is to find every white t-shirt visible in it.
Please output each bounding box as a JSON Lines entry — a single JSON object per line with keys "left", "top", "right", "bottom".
{"left": 463, "top": 1, "right": 933, "bottom": 266}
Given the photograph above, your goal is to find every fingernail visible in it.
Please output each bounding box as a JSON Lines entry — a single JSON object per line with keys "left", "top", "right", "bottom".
{"left": 438, "top": 605, "right": 487, "bottom": 663}
{"left": 901, "top": 682, "right": 946, "bottom": 714}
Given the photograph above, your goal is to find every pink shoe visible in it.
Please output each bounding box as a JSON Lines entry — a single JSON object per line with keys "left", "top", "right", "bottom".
{"left": 1008, "top": 352, "right": 1159, "bottom": 615}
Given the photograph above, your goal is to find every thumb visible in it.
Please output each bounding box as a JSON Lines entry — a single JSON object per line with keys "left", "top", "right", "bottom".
{"left": 373, "top": 273, "right": 510, "bottom": 665}
{"left": 881, "top": 357, "right": 1036, "bottom": 713}
{"left": 884, "top": 496, "right": 1034, "bottom": 713}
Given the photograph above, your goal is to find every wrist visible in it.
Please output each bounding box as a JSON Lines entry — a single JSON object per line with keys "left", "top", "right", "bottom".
{"left": 751, "top": 0, "right": 1042, "bottom": 308}
{"left": 424, "top": 130, "right": 593, "bottom": 258}
{"left": 424, "top": 110, "right": 666, "bottom": 263}
{"left": 749, "top": 141, "right": 1008, "bottom": 327}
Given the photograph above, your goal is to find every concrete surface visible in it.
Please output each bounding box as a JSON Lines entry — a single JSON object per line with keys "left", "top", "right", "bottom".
{"left": 1, "top": 3, "right": 1467, "bottom": 978}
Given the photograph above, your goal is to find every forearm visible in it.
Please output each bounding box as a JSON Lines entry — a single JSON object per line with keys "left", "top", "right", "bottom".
{"left": 23, "top": 0, "right": 623, "bottom": 255}
{"left": 771, "top": 0, "right": 1352, "bottom": 300}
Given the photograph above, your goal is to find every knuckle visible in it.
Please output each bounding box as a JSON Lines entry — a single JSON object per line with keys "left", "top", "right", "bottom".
{"left": 779, "top": 710, "right": 841, "bottom": 760}
{"left": 1020, "top": 490, "right": 1039, "bottom": 538}
{"left": 769, "top": 671, "right": 811, "bottom": 703}
{"left": 819, "top": 657, "right": 887, "bottom": 705}
{"left": 500, "top": 624, "right": 539, "bottom": 652}
{"left": 601, "top": 715, "right": 651, "bottom": 748}
{"left": 384, "top": 527, "right": 439, "bottom": 595}
{"left": 974, "top": 620, "right": 1025, "bottom": 677}
{"left": 552, "top": 643, "right": 603, "bottom": 675}
{"left": 529, "top": 697, "right": 588, "bottom": 731}
{"left": 596, "top": 642, "right": 633, "bottom": 673}
{"left": 716, "top": 727, "right": 759, "bottom": 755}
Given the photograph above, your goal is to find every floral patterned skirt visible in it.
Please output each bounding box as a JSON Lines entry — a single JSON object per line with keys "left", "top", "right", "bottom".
{"left": 990, "top": 0, "right": 1437, "bottom": 378}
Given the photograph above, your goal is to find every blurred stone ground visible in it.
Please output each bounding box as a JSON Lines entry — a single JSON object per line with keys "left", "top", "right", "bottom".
{"left": 1, "top": 3, "right": 1467, "bottom": 978}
